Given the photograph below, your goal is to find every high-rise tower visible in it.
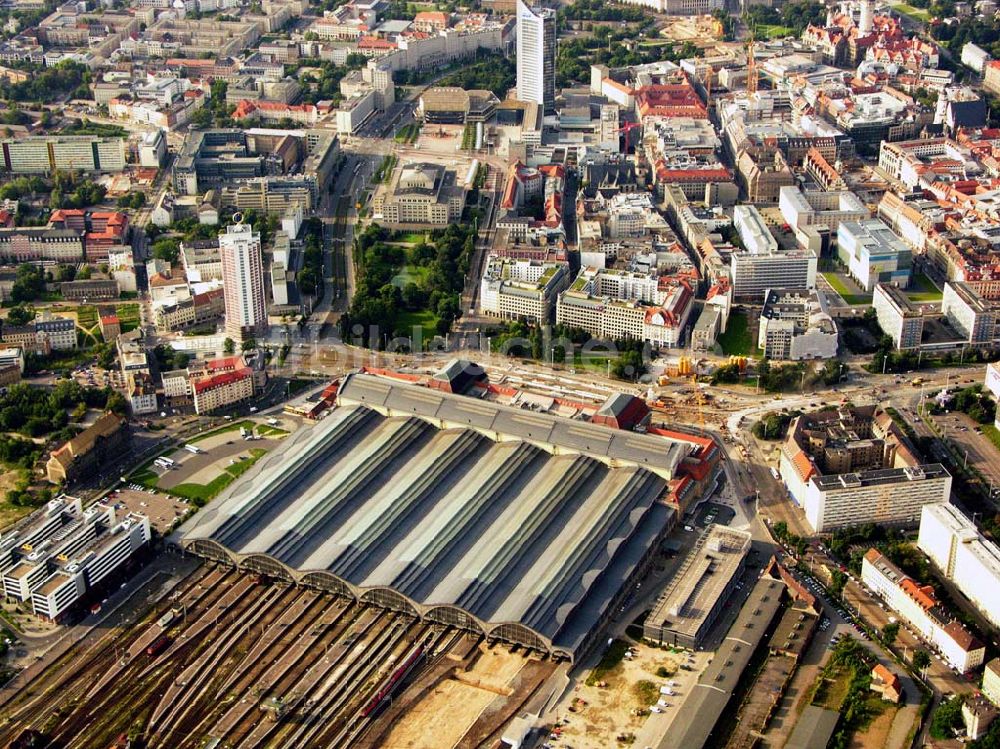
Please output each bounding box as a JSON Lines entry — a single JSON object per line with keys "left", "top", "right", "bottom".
{"left": 219, "top": 221, "right": 267, "bottom": 340}
{"left": 516, "top": 0, "right": 556, "bottom": 114}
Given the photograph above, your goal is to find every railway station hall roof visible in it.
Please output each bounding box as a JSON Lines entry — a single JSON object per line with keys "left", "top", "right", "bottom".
{"left": 176, "top": 373, "right": 688, "bottom": 660}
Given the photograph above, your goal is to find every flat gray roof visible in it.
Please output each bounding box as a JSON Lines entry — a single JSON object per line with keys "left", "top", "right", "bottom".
{"left": 645, "top": 524, "right": 751, "bottom": 642}
{"left": 337, "top": 373, "right": 690, "bottom": 477}
{"left": 658, "top": 576, "right": 787, "bottom": 749}
{"left": 176, "top": 376, "right": 688, "bottom": 659}
{"left": 785, "top": 705, "right": 840, "bottom": 749}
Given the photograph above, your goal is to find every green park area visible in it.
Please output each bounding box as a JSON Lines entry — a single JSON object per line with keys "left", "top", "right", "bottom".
{"left": 756, "top": 23, "right": 795, "bottom": 38}
{"left": 891, "top": 1, "right": 930, "bottom": 20}
{"left": 906, "top": 272, "right": 943, "bottom": 302}
{"left": 822, "top": 273, "right": 871, "bottom": 306}
{"left": 717, "top": 311, "right": 760, "bottom": 356}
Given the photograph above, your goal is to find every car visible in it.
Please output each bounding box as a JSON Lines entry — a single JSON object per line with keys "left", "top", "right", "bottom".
{"left": 650, "top": 706, "right": 663, "bottom": 713}
{"left": 684, "top": 525, "right": 693, "bottom": 531}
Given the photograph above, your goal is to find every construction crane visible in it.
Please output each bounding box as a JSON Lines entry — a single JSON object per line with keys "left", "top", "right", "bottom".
{"left": 691, "top": 374, "right": 706, "bottom": 431}
{"left": 619, "top": 120, "right": 642, "bottom": 153}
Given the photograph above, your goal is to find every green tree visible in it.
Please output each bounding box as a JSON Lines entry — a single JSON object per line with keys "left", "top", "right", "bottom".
{"left": 105, "top": 391, "right": 128, "bottom": 416}
{"left": 912, "top": 649, "right": 930, "bottom": 672}
{"left": 241, "top": 337, "right": 257, "bottom": 353}
{"left": 223, "top": 337, "right": 236, "bottom": 355}
{"left": 931, "top": 696, "right": 966, "bottom": 740}
{"left": 881, "top": 621, "right": 899, "bottom": 646}
{"left": 5, "top": 304, "right": 35, "bottom": 326}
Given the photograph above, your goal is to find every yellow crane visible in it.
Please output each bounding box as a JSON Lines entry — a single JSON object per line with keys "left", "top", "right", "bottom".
{"left": 747, "top": 36, "right": 758, "bottom": 97}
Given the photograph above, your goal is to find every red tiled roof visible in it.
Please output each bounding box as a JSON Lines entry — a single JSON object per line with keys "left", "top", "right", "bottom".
{"left": 192, "top": 366, "right": 252, "bottom": 394}
{"left": 205, "top": 355, "right": 244, "bottom": 372}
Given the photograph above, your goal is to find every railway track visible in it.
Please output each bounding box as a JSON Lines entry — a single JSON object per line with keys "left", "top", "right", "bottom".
{"left": 0, "top": 564, "right": 216, "bottom": 743}
{"left": 148, "top": 584, "right": 294, "bottom": 743}
{"left": 232, "top": 606, "right": 389, "bottom": 749}
{"left": 319, "top": 626, "right": 456, "bottom": 748}
{"left": 47, "top": 572, "right": 265, "bottom": 749}
{"left": 280, "top": 618, "right": 426, "bottom": 749}
{"left": 86, "top": 566, "right": 234, "bottom": 699}
{"left": 209, "top": 602, "right": 369, "bottom": 746}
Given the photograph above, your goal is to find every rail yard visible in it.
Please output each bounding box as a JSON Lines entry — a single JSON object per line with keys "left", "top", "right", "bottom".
{"left": 0, "top": 563, "right": 549, "bottom": 748}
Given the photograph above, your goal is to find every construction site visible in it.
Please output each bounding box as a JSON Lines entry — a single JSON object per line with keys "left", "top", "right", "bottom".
{"left": 0, "top": 564, "right": 555, "bottom": 749}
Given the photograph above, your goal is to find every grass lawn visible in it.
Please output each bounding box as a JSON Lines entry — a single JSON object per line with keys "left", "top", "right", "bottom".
{"left": 75, "top": 305, "right": 98, "bottom": 330}
{"left": 256, "top": 425, "right": 289, "bottom": 437}
{"left": 168, "top": 448, "right": 268, "bottom": 504}
{"left": 396, "top": 310, "right": 440, "bottom": 341}
{"left": 0, "top": 467, "right": 34, "bottom": 530}
{"left": 822, "top": 273, "right": 872, "bottom": 305}
{"left": 983, "top": 424, "right": 1000, "bottom": 454}
{"left": 586, "top": 639, "right": 630, "bottom": 686}
{"left": 391, "top": 231, "right": 430, "bottom": 244}
{"left": 757, "top": 23, "right": 795, "bottom": 38}
{"left": 892, "top": 1, "right": 930, "bottom": 19}
{"left": 188, "top": 420, "right": 257, "bottom": 444}
{"left": 392, "top": 264, "right": 430, "bottom": 288}
{"left": 394, "top": 123, "right": 420, "bottom": 144}
{"left": 717, "top": 311, "right": 760, "bottom": 356}
{"left": 906, "top": 272, "right": 943, "bottom": 302}
{"left": 115, "top": 302, "right": 141, "bottom": 332}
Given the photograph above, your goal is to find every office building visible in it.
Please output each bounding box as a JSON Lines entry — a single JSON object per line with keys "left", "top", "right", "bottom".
{"left": 479, "top": 255, "right": 570, "bottom": 323}
{"left": 758, "top": 288, "right": 838, "bottom": 360}
{"left": 46, "top": 413, "right": 128, "bottom": 485}
{"left": 516, "top": 0, "right": 555, "bottom": 113}
{"left": 778, "top": 186, "right": 869, "bottom": 231}
{"left": 873, "top": 283, "right": 926, "bottom": 351}
{"left": 861, "top": 548, "right": 985, "bottom": 672}
{"left": 731, "top": 250, "right": 818, "bottom": 299}
{"left": 838, "top": 218, "right": 912, "bottom": 291}
{"left": 643, "top": 525, "right": 751, "bottom": 648}
{"left": 917, "top": 502, "right": 1000, "bottom": 629}
{"left": 219, "top": 222, "right": 266, "bottom": 339}
{"left": 556, "top": 268, "right": 694, "bottom": 348}
{"left": 0, "top": 346, "right": 23, "bottom": 373}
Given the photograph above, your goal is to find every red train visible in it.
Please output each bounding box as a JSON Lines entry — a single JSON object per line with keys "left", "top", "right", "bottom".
{"left": 146, "top": 635, "right": 171, "bottom": 657}
{"left": 360, "top": 645, "right": 424, "bottom": 718}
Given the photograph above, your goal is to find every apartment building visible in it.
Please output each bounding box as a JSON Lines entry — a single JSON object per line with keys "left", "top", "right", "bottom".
{"left": 1, "top": 136, "right": 127, "bottom": 175}
{"left": 46, "top": 413, "right": 128, "bottom": 485}
{"left": 192, "top": 367, "right": 255, "bottom": 414}
{"left": 0, "top": 228, "right": 85, "bottom": 264}
{"left": 942, "top": 281, "right": 998, "bottom": 346}
{"left": 918, "top": 502, "right": 1000, "bottom": 629}
{"left": 873, "top": 283, "right": 926, "bottom": 351}
{"left": 479, "top": 255, "right": 570, "bottom": 323}
{"left": 861, "top": 548, "right": 985, "bottom": 672}
{"left": 804, "top": 464, "right": 952, "bottom": 533}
